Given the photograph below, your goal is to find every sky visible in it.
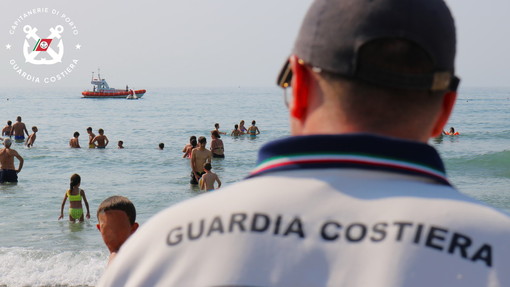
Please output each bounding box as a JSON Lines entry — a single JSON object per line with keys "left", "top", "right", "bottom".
{"left": 1, "top": 0, "right": 509, "bottom": 89}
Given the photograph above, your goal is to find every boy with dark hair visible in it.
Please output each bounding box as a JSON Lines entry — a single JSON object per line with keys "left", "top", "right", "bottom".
{"left": 25, "top": 126, "right": 38, "bottom": 148}
{"left": 92, "top": 128, "right": 109, "bottom": 148}
{"left": 69, "top": 132, "right": 80, "bottom": 148}
{"left": 96, "top": 196, "right": 138, "bottom": 264}
{"left": 2, "top": 121, "right": 12, "bottom": 137}
{"left": 86, "top": 127, "right": 96, "bottom": 149}
{"left": 199, "top": 162, "right": 221, "bottom": 191}
{"left": 190, "top": 136, "right": 211, "bottom": 184}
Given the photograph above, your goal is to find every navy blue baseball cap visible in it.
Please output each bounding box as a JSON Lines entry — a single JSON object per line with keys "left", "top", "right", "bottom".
{"left": 277, "top": 0, "right": 460, "bottom": 92}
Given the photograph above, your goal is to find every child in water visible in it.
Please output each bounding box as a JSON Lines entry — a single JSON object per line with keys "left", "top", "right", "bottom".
{"left": 25, "top": 126, "right": 38, "bottom": 148}
{"left": 96, "top": 195, "right": 139, "bottom": 264}
{"left": 58, "top": 174, "right": 91, "bottom": 222}
{"left": 199, "top": 162, "right": 222, "bottom": 191}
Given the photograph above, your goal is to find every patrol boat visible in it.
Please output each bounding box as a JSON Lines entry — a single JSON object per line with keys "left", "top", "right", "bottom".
{"left": 81, "top": 70, "right": 146, "bottom": 99}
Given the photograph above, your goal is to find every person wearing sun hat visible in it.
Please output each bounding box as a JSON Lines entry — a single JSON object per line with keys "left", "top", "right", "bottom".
{"left": 98, "top": 0, "right": 510, "bottom": 286}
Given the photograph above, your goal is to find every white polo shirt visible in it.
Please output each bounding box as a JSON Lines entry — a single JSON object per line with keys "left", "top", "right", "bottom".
{"left": 99, "top": 134, "right": 510, "bottom": 287}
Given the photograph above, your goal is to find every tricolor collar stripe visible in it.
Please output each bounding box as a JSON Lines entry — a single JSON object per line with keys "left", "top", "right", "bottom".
{"left": 251, "top": 154, "right": 447, "bottom": 181}
{"left": 248, "top": 134, "right": 450, "bottom": 185}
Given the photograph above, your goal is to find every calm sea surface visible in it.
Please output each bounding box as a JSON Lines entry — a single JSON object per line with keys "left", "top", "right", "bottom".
{"left": 0, "top": 86, "right": 509, "bottom": 286}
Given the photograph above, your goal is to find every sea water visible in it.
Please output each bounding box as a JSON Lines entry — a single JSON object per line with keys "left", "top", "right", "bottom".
{"left": 0, "top": 86, "right": 509, "bottom": 286}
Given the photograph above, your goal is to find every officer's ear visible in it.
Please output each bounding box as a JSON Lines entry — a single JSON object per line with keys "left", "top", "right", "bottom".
{"left": 290, "top": 55, "right": 310, "bottom": 120}
{"left": 431, "top": 91, "right": 457, "bottom": 137}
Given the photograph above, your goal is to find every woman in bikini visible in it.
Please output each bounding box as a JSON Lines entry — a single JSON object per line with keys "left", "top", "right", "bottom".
{"left": 210, "top": 130, "right": 225, "bottom": 158}
{"left": 58, "top": 174, "right": 90, "bottom": 222}
{"left": 247, "top": 120, "right": 260, "bottom": 137}
{"left": 239, "top": 120, "right": 248, "bottom": 133}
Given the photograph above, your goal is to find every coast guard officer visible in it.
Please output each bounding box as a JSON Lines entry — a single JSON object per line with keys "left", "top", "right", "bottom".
{"left": 99, "top": 0, "right": 510, "bottom": 286}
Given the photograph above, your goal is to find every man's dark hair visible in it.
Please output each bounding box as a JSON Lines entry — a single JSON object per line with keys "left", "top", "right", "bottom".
{"left": 97, "top": 196, "right": 136, "bottom": 225}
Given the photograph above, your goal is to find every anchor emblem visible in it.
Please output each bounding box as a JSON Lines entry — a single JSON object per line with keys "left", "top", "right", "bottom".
{"left": 23, "top": 25, "right": 65, "bottom": 65}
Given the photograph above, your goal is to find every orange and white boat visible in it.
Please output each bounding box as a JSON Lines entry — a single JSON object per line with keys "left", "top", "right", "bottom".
{"left": 82, "top": 70, "right": 146, "bottom": 99}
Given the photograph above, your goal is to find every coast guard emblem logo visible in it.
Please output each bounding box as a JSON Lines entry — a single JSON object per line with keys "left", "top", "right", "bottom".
{"left": 35, "top": 39, "right": 52, "bottom": 51}
{"left": 6, "top": 8, "right": 81, "bottom": 85}
{"left": 23, "top": 25, "right": 64, "bottom": 65}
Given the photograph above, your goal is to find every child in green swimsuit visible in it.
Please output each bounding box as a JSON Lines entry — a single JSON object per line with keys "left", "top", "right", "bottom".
{"left": 58, "top": 174, "right": 91, "bottom": 222}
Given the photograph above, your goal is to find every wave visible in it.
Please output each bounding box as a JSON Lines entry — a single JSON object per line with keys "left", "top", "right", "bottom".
{"left": 445, "top": 150, "right": 510, "bottom": 178}
{"left": 0, "top": 247, "right": 105, "bottom": 287}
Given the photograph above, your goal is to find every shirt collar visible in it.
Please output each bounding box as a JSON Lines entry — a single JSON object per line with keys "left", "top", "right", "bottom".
{"left": 248, "top": 134, "right": 450, "bottom": 186}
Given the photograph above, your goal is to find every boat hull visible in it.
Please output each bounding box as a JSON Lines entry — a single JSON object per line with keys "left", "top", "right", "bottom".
{"left": 82, "top": 89, "right": 146, "bottom": 99}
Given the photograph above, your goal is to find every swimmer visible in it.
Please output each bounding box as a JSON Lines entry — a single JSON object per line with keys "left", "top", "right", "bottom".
{"left": 199, "top": 162, "right": 221, "bottom": 191}
{"left": 25, "top": 126, "right": 38, "bottom": 148}
{"left": 58, "top": 174, "right": 90, "bottom": 222}
{"left": 246, "top": 120, "right": 260, "bottom": 137}
{"left": 210, "top": 130, "right": 225, "bottom": 158}
{"left": 118, "top": 141, "right": 124, "bottom": 149}
{"left": 87, "top": 127, "right": 96, "bottom": 148}
{"left": 69, "top": 132, "right": 81, "bottom": 148}
{"left": 190, "top": 136, "right": 211, "bottom": 184}
{"left": 231, "top": 124, "right": 243, "bottom": 136}
{"left": 158, "top": 143, "right": 164, "bottom": 150}
{"left": 11, "top": 116, "right": 29, "bottom": 142}
{"left": 239, "top": 120, "right": 248, "bottom": 133}
{"left": 0, "top": 138, "right": 24, "bottom": 183}
{"left": 443, "top": 127, "right": 460, "bottom": 135}
{"left": 2, "top": 121, "right": 12, "bottom": 137}
{"left": 211, "top": 123, "right": 227, "bottom": 135}
{"left": 182, "top": 136, "right": 197, "bottom": 158}
{"left": 92, "top": 128, "right": 109, "bottom": 148}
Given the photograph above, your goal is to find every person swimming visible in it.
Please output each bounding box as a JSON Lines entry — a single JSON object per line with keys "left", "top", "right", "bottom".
{"left": 443, "top": 127, "right": 460, "bottom": 135}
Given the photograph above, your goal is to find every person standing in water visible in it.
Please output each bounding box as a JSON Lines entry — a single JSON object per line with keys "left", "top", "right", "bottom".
{"left": 210, "top": 130, "right": 225, "bottom": 158}
{"left": 25, "top": 126, "right": 38, "bottom": 148}
{"left": 0, "top": 138, "right": 23, "bottom": 183}
{"left": 92, "top": 128, "right": 109, "bottom": 148}
{"left": 2, "top": 121, "right": 12, "bottom": 137}
{"left": 199, "top": 162, "right": 221, "bottom": 191}
{"left": 69, "top": 132, "right": 81, "bottom": 148}
{"left": 190, "top": 136, "right": 211, "bottom": 184}
{"left": 87, "top": 127, "right": 96, "bottom": 149}
{"left": 231, "top": 124, "right": 243, "bottom": 136}
{"left": 246, "top": 120, "right": 260, "bottom": 137}
{"left": 239, "top": 120, "right": 248, "bottom": 133}
{"left": 10, "top": 116, "right": 29, "bottom": 142}
{"left": 211, "top": 123, "right": 227, "bottom": 135}
{"left": 58, "top": 174, "right": 91, "bottom": 222}
{"left": 182, "top": 137, "right": 197, "bottom": 158}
